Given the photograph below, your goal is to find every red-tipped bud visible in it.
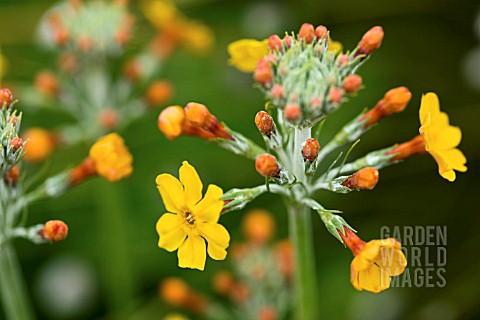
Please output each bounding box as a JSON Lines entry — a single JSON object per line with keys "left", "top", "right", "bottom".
{"left": 284, "top": 104, "right": 302, "bottom": 122}
{"left": 302, "top": 138, "right": 320, "bottom": 161}
{"left": 388, "top": 135, "right": 426, "bottom": 161}
{"left": 5, "top": 166, "right": 20, "bottom": 186}
{"left": 283, "top": 35, "right": 292, "bottom": 48}
{"left": 35, "top": 71, "right": 59, "bottom": 97}
{"left": 255, "top": 154, "right": 280, "bottom": 177}
{"left": 315, "top": 25, "right": 328, "bottom": 40}
{"left": 358, "top": 26, "right": 384, "bottom": 54}
{"left": 268, "top": 35, "right": 283, "bottom": 51}
{"left": 299, "top": 23, "right": 315, "bottom": 44}
{"left": 328, "top": 87, "right": 343, "bottom": 104}
{"left": 338, "top": 54, "right": 349, "bottom": 67}
{"left": 0, "top": 88, "right": 13, "bottom": 108}
{"left": 41, "top": 220, "right": 69, "bottom": 242}
{"left": 255, "top": 111, "right": 275, "bottom": 136}
{"left": 254, "top": 59, "right": 273, "bottom": 85}
{"left": 271, "top": 84, "right": 284, "bottom": 99}
{"left": 9, "top": 137, "right": 23, "bottom": 152}
{"left": 342, "top": 74, "right": 362, "bottom": 94}
{"left": 342, "top": 167, "right": 379, "bottom": 190}
{"left": 98, "top": 108, "right": 119, "bottom": 130}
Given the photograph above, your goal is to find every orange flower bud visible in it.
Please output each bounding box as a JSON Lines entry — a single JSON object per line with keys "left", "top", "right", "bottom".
{"left": 0, "top": 88, "right": 13, "bottom": 108}
{"left": 5, "top": 166, "right": 20, "bottom": 186}
{"left": 382, "top": 86, "right": 412, "bottom": 114}
{"left": 9, "top": 137, "right": 23, "bottom": 152}
{"left": 77, "top": 35, "right": 92, "bottom": 52}
{"left": 254, "top": 58, "right": 273, "bottom": 86}
{"left": 271, "top": 84, "right": 284, "bottom": 99}
{"left": 123, "top": 59, "right": 141, "bottom": 82}
{"left": 328, "top": 87, "right": 343, "bottom": 104}
{"left": 255, "top": 154, "right": 280, "bottom": 177}
{"left": 41, "top": 220, "right": 69, "bottom": 242}
{"left": 257, "top": 306, "right": 278, "bottom": 320}
{"left": 23, "top": 128, "right": 58, "bottom": 163}
{"left": 310, "top": 97, "right": 322, "bottom": 108}
{"left": 284, "top": 104, "right": 301, "bottom": 122}
{"left": 230, "top": 282, "right": 249, "bottom": 304}
{"left": 98, "top": 108, "right": 119, "bottom": 130}
{"left": 158, "top": 106, "right": 185, "bottom": 140}
{"left": 58, "top": 53, "right": 77, "bottom": 74}
{"left": 212, "top": 271, "right": 235, "bottom": 295}
{"left": 242, "top": 209, "right": 276, "bottom": 244}
{"left": 302, "top": 138, "right": 320, "bottom": 161}
{"left": 315, "top": 25, "right": 328, "bottom": 40}
{"left": 342, "top": 167, "right": 379, "bottom": 190}
{"left": 342, "top": 74, "right": 362, "bottom": 94}
{"left": 53, "top": 28, "right": 69, "bottom": 46}
{"left": 35, "top": 71, "right": 59, "bottom": 97}
{"left": 388, "top": 135, "right": 426, "bottom": 161}
{"left": 299, "top": 23, "right": 315, "bottom": 43}
{"left": 160, "top": 278, "right": 191, "bottom": 307}
{"left": 145, "top": 80, "right": 173, "bottom": 107}
{"left": 255, "top": 111, "right": 275, "bottom": 136}
{"left": 283, "top": 35, "right": 292, "bottom": 48}
{"left": 70, "top": 158, "right": 97, "bottom": 185}
{"left": 338, "top": 54, "right": 349, "bottom": 67}
{"left": 184, "top": 102, "right": 233, "bottom": 140}
{"left": 358, "top": 26, "right": 384, "bottom": 54}
{"left": 268, "top": 35, "right": 283, "bottom": 51}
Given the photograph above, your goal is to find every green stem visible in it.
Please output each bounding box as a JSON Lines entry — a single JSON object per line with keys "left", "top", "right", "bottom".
{"left": 0, "top": 242, "right": 36, "bottom": 320}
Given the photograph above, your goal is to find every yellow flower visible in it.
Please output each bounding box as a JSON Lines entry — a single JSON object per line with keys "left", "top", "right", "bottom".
{"left": 227, "top": 39, "right": 268, "bottom": 73}
{"left": 89, "top": 133, "right": 133, "bottom": 182}
{"left": 156, "top": 161, "right": 230, "bottom": 271}
{"left": 419, "top": 92, "right": 467, "bottom": 181}
{"left": 350, "top": 238, "right": 407, "bottom": 293}
{"left": 328, "top": 39, "right": 343, "bottom": 54}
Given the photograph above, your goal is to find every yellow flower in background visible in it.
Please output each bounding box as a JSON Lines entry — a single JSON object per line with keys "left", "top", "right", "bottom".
{"left": 227, "top": 39, "right": 269, "bottom": 72}
{"left": 181, "top": 20, "right": 215, "bottom": 55}
{"left": 350, "top": 238, "right": 407, "bottom": 293}
{"left": 328, "top": 39, "right": 343, "bottom": 54}
{"left": 156, "top": 161, "right": 230, "bottom": 271}
{"left": 140, "top": 0, "right": 178, "bottom": 29}
{"left": 419, "top": 92, "right": 467, "bottom": 181}
{"left": 89, "top": 133, "right": 133, "bottom": 182}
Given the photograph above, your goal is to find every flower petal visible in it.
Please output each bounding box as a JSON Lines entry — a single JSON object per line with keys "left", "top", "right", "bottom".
{"left": 351, "top": 263, "right": 391, "bottom": 293}
{"left": 179, "top": 161, "right": 203, "bottom": 209}
{"left": 434, "top": 125, "right": 462, "bottom": 149}
{"left": 156, "top": 173, "right": 185, "bottom": 213}
{"left": 199, "top": 223, "right": 230, "bottom": 260}
{"left": 156, "top": 213, "right": 187, "bottom": 252}
{"left": 419, "top": 93, "right": 440, "bottom": 125}
{"left": 177, "top": 235, "right": 206, "bottom": 271}
{"left": 193, "top": 184, "right": 223, "bottom": 223}
{"left": 375, "top": 247, "right": 407, "bottom": 276}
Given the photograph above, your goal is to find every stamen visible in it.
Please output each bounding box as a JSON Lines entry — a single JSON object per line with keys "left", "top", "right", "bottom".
{"left": 185, "top": 212, "right": 195, "bottom": 225}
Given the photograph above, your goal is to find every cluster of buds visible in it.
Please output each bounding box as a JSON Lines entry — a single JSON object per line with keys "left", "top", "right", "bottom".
{"left": 1, "top": 89, "right": 27, "bottom": 176}
{"left": 254, "top": 24, "right": 384, "bottom": 125}
{"left": 158, "top": 103, "right": 233, "bottom": 141}
{"left": 40, "top": 0, "right": 134, "bottom": 54}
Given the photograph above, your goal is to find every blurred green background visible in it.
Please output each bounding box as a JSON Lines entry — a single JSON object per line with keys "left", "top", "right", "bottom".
{"left": 1, "top": 0, "right": 480, "bottom": 319}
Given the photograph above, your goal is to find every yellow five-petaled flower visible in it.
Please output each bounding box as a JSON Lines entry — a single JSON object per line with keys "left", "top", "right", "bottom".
{"left": 419, "top": 92, "right": 467, "bottom": 181}
{"left": 156, "top": 161, "right": 230, "bottom": 270}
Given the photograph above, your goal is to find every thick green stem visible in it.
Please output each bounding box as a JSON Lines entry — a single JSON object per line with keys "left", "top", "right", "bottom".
{"left": 287, "top": 202, "right": 320, "bottom": 320}
{"left": 0, "top": 242, "right": 36, "bottom": 320}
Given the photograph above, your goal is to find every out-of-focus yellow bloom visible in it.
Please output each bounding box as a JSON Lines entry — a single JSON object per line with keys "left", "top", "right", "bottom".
{"left": 227, "top": 39, "right": 269, "bottom": 73}
{"left": 140, "top": 0, "right": 178, "bottom": 29}
{"left": 156, "top": 161, "right": 229, "bottom": 271}
{"left": 419, "top": 93, "right": 467, "bottom": 181}
{"left": 350, "top": 238, "right": 407, "bottom": 293}
{"left": 182, "top": 20, "right": 215, "bottom": 55}
{"left": 328, "top": 40, "right": 343, "bottom": 54}
{"left": 89, "top": 133, "right": 133, "bottom": 182}
{"left": 23, "top": 128, "right": 56, "bottom": 163}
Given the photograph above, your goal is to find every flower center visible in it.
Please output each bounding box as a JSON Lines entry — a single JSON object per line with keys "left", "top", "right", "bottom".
{"left": 185, "top": 212, "right": 195, "bottom": 225}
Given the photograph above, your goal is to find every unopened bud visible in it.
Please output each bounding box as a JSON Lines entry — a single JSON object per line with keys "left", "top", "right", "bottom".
{"left": 338, "top": 54, "right": 349, "bottom": 67}
{"left": 255, "top": 111, "right": 275, "bottom": 136}
{"left": 271, "top": 84, "right": 284, "bottom": 99}
{"left": 242, "top": 209, "right": 276, "bottom": 244}
{"left": 341, "top": 167, "right": 379, "bottom": 190}
{"left": 212, "top": 271, "right": 235, "bottom": 296}
{"left": 302, "top": 138, "right": 320, "bottom": 161}
{"left": 185, "top": 102, "right": 210, "bottom": 126}
{"left": 160, "top": 278, "right": 190, "bottom": 307}
{"left": 283, "top": 35, "right": 292, "bottom": 48}
{"left": 35, "top": 71, "right": 59, "bottom": 96}
{"left": 257, "top": 306, "right": 278, "bottom": 320}
{"left": 255, "top": 154, "right": 280, "bottom": 177}
{"left": 254, "top": 58, "right": 273, "bottom": 86}
{"left": 5, "top": 166, "right": 19, "bottom": 186}
{"left": 41, "top": 220, "right": 68, "bottom": 242}
{"left": 77, "top": 36, "right": 92, "bottom": 52}
{"left": 310, "top": 97, "right": 322, "bottom": 108}
{"left": 284, "top": 104, "right": 302, "bottom": 122}
{"left": 158, "top": 106, "right": 185, "bottom": 140}
{"left": 382, "top": 86, "right": 411, "bottom": 114}
{"left": 145, "top": 80, "right": 173, "bottom": 107}
{"left": 299, "top": 23, "right": 315, "bottom": 44}
{"left": 342, "top": 74, "right": 362, "bottom": 94}
{"left": 99, "top": 108, "right": 119, "bottom": 130}
{"left": 9, "top": 137, "right": 23, "bottom": 152}
{"left": 358, "top": 26, "right": 384, "bottom": 54}
{"left": 328, "top": 87, "right": 343, "bottom": 104}
{"left": 315, "top": 25, "right": 328, "bottom": 40}
{"left": 0, "top": 88, "right": 13, "bottom": 108}
{"left": 268, "top": 35, "right": 283, "bottom": 51}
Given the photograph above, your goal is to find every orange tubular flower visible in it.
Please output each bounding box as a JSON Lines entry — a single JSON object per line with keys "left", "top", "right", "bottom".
{"left": 88, "top": 133, "right": 133, "bottom": 181}
{"left": 23, "top": 128, "right": 58, "bottom": 163}
{"left": 388, "top": 135, "right": 427, "bottom": 161}
{"left": 339, "top": 227, "right": 407, "bottom": 293}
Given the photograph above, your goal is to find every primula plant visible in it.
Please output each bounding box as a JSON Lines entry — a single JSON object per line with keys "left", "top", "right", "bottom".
{"left": 0, "top": 88, "right": 133, "bottom": 320}
{"left": 155, "top": 23, "right": 467, "bottom": 319}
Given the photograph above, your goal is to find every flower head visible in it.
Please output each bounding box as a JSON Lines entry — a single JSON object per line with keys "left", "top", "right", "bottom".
{"left": 156, "top": 161, "right": 230, "bottom": 270}
{"left": 419, "top": 93, "right": 467, "bottom": 181}
{"left": 89, "top": 133, "right": 133, "bottom": 182}
{"left": 339, "top": 227, "right": 407, "bottom": 293}
{"left": 227, "top": 39, "right": 269, "bottom": 72}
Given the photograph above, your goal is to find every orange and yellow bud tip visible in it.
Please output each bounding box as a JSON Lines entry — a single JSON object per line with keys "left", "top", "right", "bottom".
{"left": 41, "top": 220, "right": 68, "bottom": 242}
